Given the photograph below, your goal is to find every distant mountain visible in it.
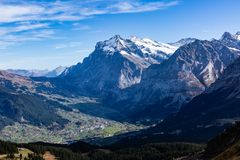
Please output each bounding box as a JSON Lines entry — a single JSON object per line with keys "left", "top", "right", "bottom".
{"left": 169, "top": 38, "right": 198, "bottom": 47}
{"left": 7, "top": 66, "right": 67, "bottom": 78}
{"left": 6, "top": 69, "right": 49, "bottom": 77}
{"left": 149, "top": 56, "right": 240, "bottom": 142}
{"left": 220, "top": 32, "right": 240, "bottom": 50}
{"left": 114, "top": 35, "right": 240, "bottom": 121}
{"left": 60, "top": 35, "right": 178, "bottom": 95}
{"left": 44, "top": 66, "right": 67, "bottom": 77}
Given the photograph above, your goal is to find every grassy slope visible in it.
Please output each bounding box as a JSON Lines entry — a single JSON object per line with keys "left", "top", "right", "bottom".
{"left": 212, "top": 140, "right": 240, "bottom": 160}
{"left": 0, "top": 140, "right": 205, "bottom": 160}
{"left": 203, "top": 122, "right": 240, "bottom": 160}
{"left": 0, "top": 148, "right": 33, "bottom": 160}
{"left": 0, "top": 88, "right": 67, "bottom": 129}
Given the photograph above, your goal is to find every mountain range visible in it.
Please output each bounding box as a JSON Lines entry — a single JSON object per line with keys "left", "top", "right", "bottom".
{"left": 56, "top": 32, "right": 240, "bottom": 123}
{"left": 0, "top": 31, "right": 240, "bottom": 144}
{"left": 113, "top": 37, "right": 240, "bottom": 121}
{"left": 7, "top": 66, "right": 67, "bottom": 78}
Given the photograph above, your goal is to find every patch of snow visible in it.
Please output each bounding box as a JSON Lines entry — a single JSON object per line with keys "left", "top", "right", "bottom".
{"left": 100, "top": 35, "right": 127, "bottom": 54}
{"left": 120, "top": 50, "right": 129, "bottom": 55}
{"left": 199, "top": 61, "right": 216, "bottom": 85}
{"left": 228, "top": 47, "right": 240, "bottom": 52}
{"left": 130, "top": 36, "right": 178, "bottom": 55}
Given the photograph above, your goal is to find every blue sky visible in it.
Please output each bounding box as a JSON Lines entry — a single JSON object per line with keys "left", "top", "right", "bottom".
{"left": 0, "top": 0, "right": 239, "bottom": 69}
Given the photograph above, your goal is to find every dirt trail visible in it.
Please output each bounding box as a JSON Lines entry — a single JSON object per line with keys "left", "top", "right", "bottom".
{"left": 0, "top": 155, "right": 7, "bottom": 159}
{"left": 43, "top": 151, "right": 56, "bottom": 160}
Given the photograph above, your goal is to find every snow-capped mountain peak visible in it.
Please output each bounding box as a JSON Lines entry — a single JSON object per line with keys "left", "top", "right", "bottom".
{"left": 107, "top": 35, "right": 125, "bottom": 46}
{"left": 94, "top": 35, "right": 178, "bottom": 65}
{"left": 96, "top": 35, "right": 129, "bottom": 54}
{"left": 97, "top": 35, "right": 178, "bottom": 56}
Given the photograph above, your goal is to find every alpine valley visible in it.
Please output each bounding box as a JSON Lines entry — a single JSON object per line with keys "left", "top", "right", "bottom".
{"left": 1, "top": 31, "right": 240, "bottom": 159}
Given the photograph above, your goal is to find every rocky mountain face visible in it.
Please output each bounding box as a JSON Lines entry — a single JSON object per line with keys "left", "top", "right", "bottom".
{"left": 114, "top": 36, "right": 240, "bottom": 121}
{"left": 149, "top": 56, "right": 240, "bottom": 142}
{"left": 60, "top": 35, "right": 177, "bottom": 95}
{"left": 7, "top": 66, "right": 67, "bottom": 78}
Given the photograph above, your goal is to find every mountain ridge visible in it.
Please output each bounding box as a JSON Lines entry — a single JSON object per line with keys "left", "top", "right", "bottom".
{"left": 112, "top": 36, "right": 240, "bottom": 121}
{"left": 147, "top": 56, "right": 240, "bottom": 142}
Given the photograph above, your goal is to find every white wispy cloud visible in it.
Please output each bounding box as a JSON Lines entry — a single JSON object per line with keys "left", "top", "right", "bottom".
{"left": 108, "top": 1, "right": 179, "bottom": 14}
{"left": 72, "top": 23, "right": 91, "bottom": 31}
{"left": 0, "top": 28, "right": 55, "bottom": 49}
{"left": 0, "top": 0, "right": 179, "bottom": 49}
{"left": 0, "top": 0, "right": 179, "bottom": 23}
{"left": 54, "top": 41, "right": 83, "bottom": 49}
{"left": 0, "top": 22, "right": 50, "bottom": 36}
